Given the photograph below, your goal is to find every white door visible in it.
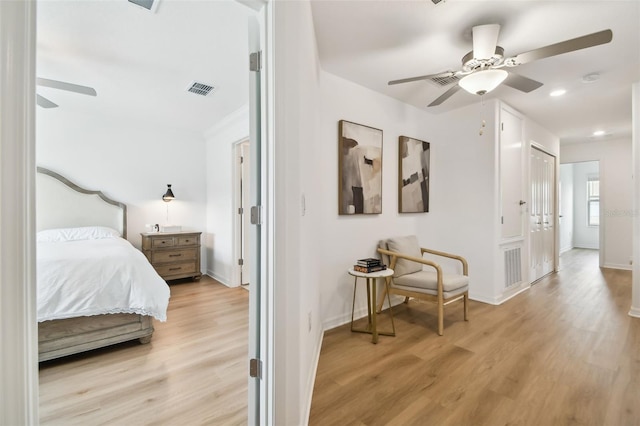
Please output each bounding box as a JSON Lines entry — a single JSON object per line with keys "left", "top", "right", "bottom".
{"left": 530, "top": 147, "right": 556, "bottom": 282}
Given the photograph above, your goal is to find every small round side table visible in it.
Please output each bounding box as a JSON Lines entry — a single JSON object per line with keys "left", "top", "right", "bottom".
{"left": 348, "top": 267, "right": 395, "bottom": 344}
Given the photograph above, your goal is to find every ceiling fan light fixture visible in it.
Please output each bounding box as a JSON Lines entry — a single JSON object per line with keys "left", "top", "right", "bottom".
{"left": 458, "top": 69, "right": 508, "bottom": 95}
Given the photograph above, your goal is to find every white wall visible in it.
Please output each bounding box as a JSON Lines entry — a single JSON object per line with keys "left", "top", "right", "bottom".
{"left": 272, "top": 1, "right": 323, "bottom": 424}
{"left": 319, "top": 71, "right": 437, "bottom": 327}
{"left": 204, "top": 105, "right": 249, "bottom": 286}
{"left": 559, "top": 163, "right": 575, "bottom": 253}
{"left": 36, "top": 108, "right": 208, "bottom": 270}
{"left": 561, "top": 138, "right": 632, "bottom": 270}
{"left": 572, "top": 161, "right": 599, "bottom": 249}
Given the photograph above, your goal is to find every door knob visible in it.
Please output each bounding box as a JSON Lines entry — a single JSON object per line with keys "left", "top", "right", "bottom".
{"left": 519, "top": 200, "right": 527, "bottom": 205}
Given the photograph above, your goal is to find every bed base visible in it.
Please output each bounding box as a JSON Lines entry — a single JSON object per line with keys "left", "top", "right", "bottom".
{"left": 38, "top": 314, "right": 154, "bottom": 362}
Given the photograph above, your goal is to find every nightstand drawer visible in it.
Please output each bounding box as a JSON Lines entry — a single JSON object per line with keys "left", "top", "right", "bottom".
{"left": 152, "top": 237, "right": 175, "bottom": 248}
{"left": 155, "top": 261, "right": 197, "bottom": 277}
{"left": 152, "top": 248, "right": 197, "bottom": 264}
{"left": 141, "top": 231, "right": 202, "bottom": 282}
{"left": 177, "top": 235, "right": 199, "bottom": 246}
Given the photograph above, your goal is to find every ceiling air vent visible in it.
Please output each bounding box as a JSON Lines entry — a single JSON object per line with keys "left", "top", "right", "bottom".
{"left": 429, "top": 73, "right": 461, "bottom": 87}
{"left": 187, "top": 81, "right": 215, "bottom": 97}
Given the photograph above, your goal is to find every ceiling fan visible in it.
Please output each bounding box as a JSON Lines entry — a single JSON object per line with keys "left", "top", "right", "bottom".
{"left": 388, "top": 25, "right": 613, "bottom": 107}
{"left": 36, "top": 78, "right": 97, "bottom": 108}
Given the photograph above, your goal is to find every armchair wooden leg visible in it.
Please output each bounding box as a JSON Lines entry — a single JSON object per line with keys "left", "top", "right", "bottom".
{"left": 464, "top": 292, "right": 469, "bottom": 321}
{"left": 438, "top": 300, "right": 444, "bottom": 336}
{"left": 404, "top": 297, "right": 410, "bottom": 304}
{"left": 376, "top": 284, "right": 388, "bottom": 313}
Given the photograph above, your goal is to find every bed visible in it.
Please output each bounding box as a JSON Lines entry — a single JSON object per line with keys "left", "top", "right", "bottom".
{"left": 36, "top": 167, "right": 170, "bottom": 362}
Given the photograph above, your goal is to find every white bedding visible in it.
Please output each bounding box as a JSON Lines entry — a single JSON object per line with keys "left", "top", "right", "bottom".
{"left": 37, "top": 235, "right": 170, "bottom": 322}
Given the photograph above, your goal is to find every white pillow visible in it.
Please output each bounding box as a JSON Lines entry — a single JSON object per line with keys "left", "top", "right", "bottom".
{"left": 37, "top": 226, "right": 121, "bottom": 243}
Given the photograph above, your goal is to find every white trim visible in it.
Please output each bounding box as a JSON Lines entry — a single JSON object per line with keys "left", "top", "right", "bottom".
{"left": 302, "top": 330, "right": 324, "bottom": 424}
{"left": 469, "top": 286, "right": 531, "bottom": 306}
{"left": 205, "top": 270, "right": 234, "bottom": 287}
{"left": 602, "top": 263, "right": 632, "bottom": 271}
{"left": 629, "top": 307, "right": 640, "bottom": 318}
{"left": 0, "top": 0, "right": 38, "bottom": 423}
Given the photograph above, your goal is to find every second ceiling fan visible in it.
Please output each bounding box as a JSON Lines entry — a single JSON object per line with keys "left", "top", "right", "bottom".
{"left": 36, "top": 77, "right": 97, "bottom": 109}
{"left": 388, "top": 24, "right": 613, "bottom": 107}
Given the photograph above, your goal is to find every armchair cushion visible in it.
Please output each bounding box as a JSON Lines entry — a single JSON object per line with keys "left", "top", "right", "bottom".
{"left": 386, "top": 235, "right": 423, "bottom": 277}
{"left": 393, "top": 270, "right": 469, "bottom": 293}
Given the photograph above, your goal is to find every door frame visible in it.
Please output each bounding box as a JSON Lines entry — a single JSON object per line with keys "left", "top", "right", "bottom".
{"left": 232, "top": 138, "right": 251, "bottom": 287}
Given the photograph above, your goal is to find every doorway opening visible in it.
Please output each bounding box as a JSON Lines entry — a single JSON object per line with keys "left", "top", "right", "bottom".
{"left": 559, "top": 161, "right": 600, "bottom": 270}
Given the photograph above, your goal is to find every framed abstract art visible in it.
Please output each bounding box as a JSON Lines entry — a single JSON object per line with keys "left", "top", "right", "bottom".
{"left": 338, "top": 120, "right": 383, "bottom": 215}
{"left": 399, "top": 136, "right": 430, "bottom": 213}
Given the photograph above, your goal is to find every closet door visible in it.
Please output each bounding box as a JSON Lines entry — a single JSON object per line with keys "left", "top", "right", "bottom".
{"left": 530, "top": 147, "right": 556, "bottom": 282}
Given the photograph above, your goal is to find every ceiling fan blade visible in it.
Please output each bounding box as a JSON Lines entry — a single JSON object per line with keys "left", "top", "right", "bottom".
{"left": 37, "top": 77, "right": 97, "bottom": 96}
{"left": 508, "top": 29, "right": 612, "bottom": 66}
{"left": 36, "top": 94, "right": 58, "bottom": 108}
{"left": 428, "top": 84, "right": 461, "bottom": 107}
{"left": 502, "top": 72, "right": 544, "bottom": 93}
{"left": 388, "top": 71, "right": 455, "bottom": 86}
{"left": 472, "top": 24, "right": 500, "bottom": 59}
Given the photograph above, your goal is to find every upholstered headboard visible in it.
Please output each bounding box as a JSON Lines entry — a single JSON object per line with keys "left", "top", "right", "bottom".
{"left": 36, "top": 167, "right": 127, "bottom": 238}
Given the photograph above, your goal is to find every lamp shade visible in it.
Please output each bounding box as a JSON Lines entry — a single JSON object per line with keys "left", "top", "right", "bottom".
{"left": 162, "top": 184, "right": 175, "bottom": 202}
{"left": 458, "top": 69, "right": 508, "bottom": 95}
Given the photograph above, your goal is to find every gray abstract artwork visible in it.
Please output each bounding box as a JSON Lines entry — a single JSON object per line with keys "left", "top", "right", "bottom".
{"left": 339, "top": 120, "right": 383, "bottom": 215}
{"left": 399, "top": 136, "right": 430, "bottom": 213}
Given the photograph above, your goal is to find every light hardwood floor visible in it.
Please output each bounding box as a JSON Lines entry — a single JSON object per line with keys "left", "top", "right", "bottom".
{"left": 39, "top": 276, "right": 248, "bottom": 425}
{"left": 310, "top": 249, "right": 640, "bottom": 425}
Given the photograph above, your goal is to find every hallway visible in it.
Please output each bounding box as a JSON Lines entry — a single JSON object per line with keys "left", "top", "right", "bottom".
{"left": 310, "top": 249, "right": 637, "bottom": 425}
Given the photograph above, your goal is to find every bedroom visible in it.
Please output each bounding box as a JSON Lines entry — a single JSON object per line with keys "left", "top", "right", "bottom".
{"left": 2, "top": 1, "right": 640, "bottom": 425}
{"left": 34, "top": 0, "right": 259, "bottom": 423}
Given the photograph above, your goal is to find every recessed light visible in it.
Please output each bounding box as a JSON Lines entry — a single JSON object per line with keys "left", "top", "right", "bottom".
{"left": 592, "top": 130, "right": 605, "bottom": 136}
{"left": 550, "top": 89, "right": 566, "bottom": 97}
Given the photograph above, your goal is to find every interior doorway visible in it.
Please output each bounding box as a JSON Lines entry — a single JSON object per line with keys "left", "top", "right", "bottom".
{"left": 559, "top": 161, "right": 600, "bottom": 268}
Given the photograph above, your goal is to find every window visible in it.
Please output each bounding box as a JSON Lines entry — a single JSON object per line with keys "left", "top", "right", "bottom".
{"left": 587, "top": 176, "right": 599, "bottom": 226}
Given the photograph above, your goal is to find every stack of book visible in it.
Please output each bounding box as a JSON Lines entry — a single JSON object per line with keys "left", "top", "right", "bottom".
{"left": 353, "top": 257, "right": 387, "bottom": 273}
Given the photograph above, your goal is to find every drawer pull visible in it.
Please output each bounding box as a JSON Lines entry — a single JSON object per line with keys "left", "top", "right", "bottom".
{"left": 161, "top": 241, "right": 166, "bottom": 244}
{"left": 185, "top": 239, "right": 190, "bottom": 243}
{"left": 169, "top": 254, "right": 182, "bottom": 257}
{"left": 169, "top": 267, "right": 182, "bottom": 271}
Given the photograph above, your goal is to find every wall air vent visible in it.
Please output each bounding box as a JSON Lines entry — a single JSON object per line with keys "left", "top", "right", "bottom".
{"left": 187, "top": 81, "right": 215, "bottom": 97}
{"left": 429, "top": 73, "right": 460, "bottom": 87}
{"left": 504, "top": 247, "right": 522, "bottom": 289}
{"left": 128, "top": 0, "right": 159, "bottom": 12}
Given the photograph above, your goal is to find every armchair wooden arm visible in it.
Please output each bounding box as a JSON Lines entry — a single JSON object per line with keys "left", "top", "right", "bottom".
{"left": 420, "top": 248, "right": 468, "bottom": 276}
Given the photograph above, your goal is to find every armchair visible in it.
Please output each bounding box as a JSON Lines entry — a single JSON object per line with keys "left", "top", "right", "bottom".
{"left": 377, "top": 235, "right": 469, "bottom": 335}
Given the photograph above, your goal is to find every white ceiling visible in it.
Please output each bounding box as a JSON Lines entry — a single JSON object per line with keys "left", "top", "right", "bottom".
{"left": 37, "top": 0, "right": 255, "bottom": 134}
{"left": 37, "top": 1, "right": 640, "bottom": 144}
{"left": 311, "top": 0, "right": 640, "bottom": 144}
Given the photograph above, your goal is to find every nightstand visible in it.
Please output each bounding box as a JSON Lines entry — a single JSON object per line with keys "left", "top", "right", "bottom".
{"left": 141, "top": 231, "right": 202, "bottom": 281}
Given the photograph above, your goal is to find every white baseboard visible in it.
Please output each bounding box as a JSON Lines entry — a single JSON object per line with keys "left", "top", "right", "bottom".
{"left": 322, "top": 295, "right": 405, "bottom": 331}
{"left": 302, "top": 329, "right": 324, "bottom": 425}
{"left": 603, "top": 263, "right": 632, "bottom": 271}
{"left": 206, "top": 270, "right": 235, "bottom": 287}
{"left": 468, "top": 292, "right": 501, "bottom": 305}
{"left": 469, "top": 283, "right": 530, "bottom": 306}
{"left": 629, "top": 306, "right": 640, "bottom": 318}
{"left": 559, "top": 245, "right": 574, "bottom": 255}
